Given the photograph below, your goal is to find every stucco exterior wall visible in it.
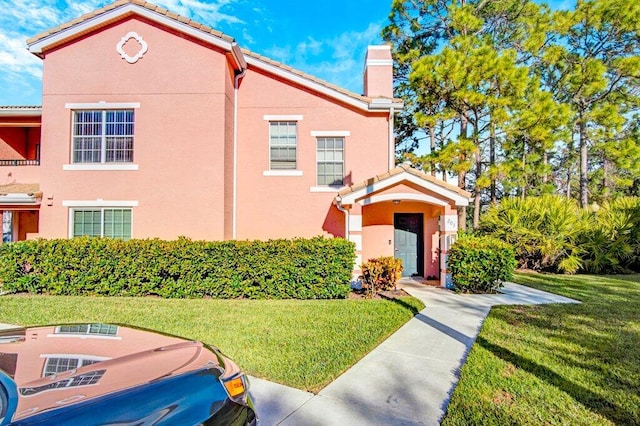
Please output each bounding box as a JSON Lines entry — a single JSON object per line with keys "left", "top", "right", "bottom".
{"left": 235, "top": 68, "right": 390, "bottom": 240}
{"left": 37, "top": 17, "right": 230, "bottom": 240}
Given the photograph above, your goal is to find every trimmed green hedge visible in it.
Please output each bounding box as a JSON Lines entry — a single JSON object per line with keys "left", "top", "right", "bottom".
{"left": 448, "top": 235, "right": 516, "bottom": 293}
{"left": 0, "top": 236, "right": 355, "bottom": 299}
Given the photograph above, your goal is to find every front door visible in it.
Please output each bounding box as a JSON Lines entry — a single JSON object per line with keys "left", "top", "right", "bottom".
{"left": 394, "top": 213, "right": 423, "bottom": 277}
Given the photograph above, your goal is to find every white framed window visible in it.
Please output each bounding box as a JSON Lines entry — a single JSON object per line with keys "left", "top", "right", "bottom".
{"left": 71, "top": 208, "right": 132, "bottom": 240}
{"left": 72, "top": 110, "right": 134, "bottom": 164}
{"left": 317, "top": 137, "right": 344, "bottom": 186}
{"left": 43, "top": 356, "right": 104, "bottom": 377}
{"left": 55, "top": 324, "right": 119, "bottom": 336}
{"left": 269, "top": 121, "right": 298, "bottom": 170}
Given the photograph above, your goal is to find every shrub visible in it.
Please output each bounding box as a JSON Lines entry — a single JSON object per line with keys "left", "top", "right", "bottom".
{"left": 448, "top": 235, "right": 516, "bottom": 293}
{"left": 579, "top": 197, "right": 640, "bottom": 274}
{"left": 0, "top": 236, "right": 355, "bottom": 299}
{"left": 479, "top": 195, "right": 587, "bottom": 273}
{"left": 361, "top": 256, "right": 403, "bottom": 296}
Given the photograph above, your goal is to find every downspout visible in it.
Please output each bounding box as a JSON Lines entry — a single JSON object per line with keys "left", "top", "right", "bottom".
{"left": 232, "top": 69, "right": 246, "bottom": 239}
{"left": 334, "top": 196, "right": 349, "bottom": 239}
{"left": 388, "top": 106, "right": 395, "bottom": 170}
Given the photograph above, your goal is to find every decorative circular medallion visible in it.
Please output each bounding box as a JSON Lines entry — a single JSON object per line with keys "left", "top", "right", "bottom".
{"left": 116, "top": 32, "right": 148, "bottom": 64}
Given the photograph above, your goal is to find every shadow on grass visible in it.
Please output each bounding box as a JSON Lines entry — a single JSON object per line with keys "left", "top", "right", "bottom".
{"left": 385, "top": 296, "right": 423, "bottom": 316}
{"left": 477, "top": 328, "right": 636, "bottom": 425}
{"left": 479, "top": 274, "right": 640, "bottom": 424}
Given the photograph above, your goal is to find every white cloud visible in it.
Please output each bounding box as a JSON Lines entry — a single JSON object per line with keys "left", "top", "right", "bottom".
{"left": 296, "top": 37, "right": 323, "bottom": 56}
{"left": 0, "top": 32, "right": 42, "bottom": 79}
{"left": 241, "top": 28, "right": 255, "bottom": 45}
{"left": 263, "top": 45, "right": 292, "bottom": 63}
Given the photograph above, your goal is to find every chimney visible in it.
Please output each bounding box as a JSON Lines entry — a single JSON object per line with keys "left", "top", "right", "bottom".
{"left": 363, "top": 45, "right": 393, "bottom": 98}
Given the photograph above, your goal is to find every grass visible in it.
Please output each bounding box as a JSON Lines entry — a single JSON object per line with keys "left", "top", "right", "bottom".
{"left": 0, "top": 295, "right": 423, "bottom": 393}
{"left": 442, "top": 272, "right": 640, "bottom": 425}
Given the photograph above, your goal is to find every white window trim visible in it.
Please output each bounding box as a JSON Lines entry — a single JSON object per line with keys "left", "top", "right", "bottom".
{"left": 263, "top": 115, "right": 303, "bottom": 121}
{"left": 41, "top": 354, "right": 111, "bottom": 361}
{"left": 62, "top": 200, "right": 138, "bottom": 207}
{"left": 63, "top": 164, "right": 139, "bottom": 171}
{"left": 46, "top": 334, "right": 122, "bottom": 340}
{"left": 310, "top": 130, "right": 350, "bottom": 137}
{"left": 263, "top": 170, "right": 303, "bottom": 177}
{"left": 65, "top": 102, "right": 140, "bottom": 109}
{"left": 309, "top": 186, "right": 342, "bottom": 192}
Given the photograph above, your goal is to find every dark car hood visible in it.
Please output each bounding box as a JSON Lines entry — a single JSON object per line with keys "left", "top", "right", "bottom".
{"left": 0, "top": 324, "right": 225, "bottom": 423}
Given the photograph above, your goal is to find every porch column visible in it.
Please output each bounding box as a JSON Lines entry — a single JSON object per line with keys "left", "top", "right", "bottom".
{"left": 348, "top": 214, "right": 363, "bottom": 279}
{"left": 439, "top": 214, "right": 458, "bottom": 288}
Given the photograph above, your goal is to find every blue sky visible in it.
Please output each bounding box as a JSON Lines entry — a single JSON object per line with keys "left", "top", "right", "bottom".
{"left": 0, "top": 0, "right": 392, "bottom": 106}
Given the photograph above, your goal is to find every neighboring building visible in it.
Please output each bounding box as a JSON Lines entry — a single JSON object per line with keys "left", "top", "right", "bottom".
{"left": 0, "top": 0, "right": 470, "bottom": 286}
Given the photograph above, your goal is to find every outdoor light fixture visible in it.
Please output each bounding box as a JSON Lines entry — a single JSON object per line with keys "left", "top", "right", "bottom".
{"left": 392, "top": 199, "right": 401, "bottom": 204}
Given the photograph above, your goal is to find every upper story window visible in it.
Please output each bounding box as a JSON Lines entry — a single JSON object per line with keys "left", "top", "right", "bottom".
{"left": 269, "top": 121, "right": 297, "bottom": 170}
{"left": 72, "top": 110, "right": 134, "bottom": 163}
{"left": 317, "top": 137, "right": 344, "bottom": 186}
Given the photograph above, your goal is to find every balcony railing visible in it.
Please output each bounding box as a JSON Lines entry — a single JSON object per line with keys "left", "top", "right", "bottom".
{"left": 0, "top": 159, "right": 40, "bottom": 166}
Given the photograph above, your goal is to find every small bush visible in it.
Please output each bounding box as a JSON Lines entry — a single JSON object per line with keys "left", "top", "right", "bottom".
{"left": 361, "top": 256, "right": 403, "bottom": 296}
{"left": 0, "top": 236, "right": 355, "bottom": 299}
{"left": 448, "top": 235, "right": 516, "bottom": 293}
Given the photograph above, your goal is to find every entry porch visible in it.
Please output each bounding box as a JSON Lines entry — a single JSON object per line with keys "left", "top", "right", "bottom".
{"left": 335, "top": 165, "right": 471, "bottom": 288}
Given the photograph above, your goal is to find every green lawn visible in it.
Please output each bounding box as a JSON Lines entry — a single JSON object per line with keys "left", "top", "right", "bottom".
{"left": 0, "top": 295, "right": 423, "bottom": 393}
{"left": 442, "top": 272, "right": 640, "bottom": 425}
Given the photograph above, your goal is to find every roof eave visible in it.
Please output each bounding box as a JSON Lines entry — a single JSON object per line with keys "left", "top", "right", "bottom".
{"left": 0, "top": 193, "right": 42, "bottom": 205}
{"left": 0, "top": 107, "right": 42, "bottom": 117}
{"left": 27, "top": 3, "right": 237, "bottom": 59}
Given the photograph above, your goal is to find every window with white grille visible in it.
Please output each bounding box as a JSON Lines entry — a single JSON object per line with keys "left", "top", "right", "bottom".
{"left": 72, "top": 110, "right": 134, "bottom": 163}
{"left": 72, "top": 209, "right": 132, "bottom": 240}
{"left": 317, "top": 137, "right": 344, "bottom": 186}
{"left": 269, "top": 121, "right": 297, "bottom": 170}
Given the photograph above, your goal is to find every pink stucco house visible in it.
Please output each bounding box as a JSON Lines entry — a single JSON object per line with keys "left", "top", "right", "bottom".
{"left": 0, "top": 0, "right": 470, "bottom": 286}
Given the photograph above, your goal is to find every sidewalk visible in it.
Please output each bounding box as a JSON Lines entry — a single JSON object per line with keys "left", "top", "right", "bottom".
{"left": 250, "top": 280, "right": 579, "bottom": 425}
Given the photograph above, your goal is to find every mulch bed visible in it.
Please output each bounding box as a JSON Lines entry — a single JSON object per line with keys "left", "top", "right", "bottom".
{"left": 349, "top": 287, "right": 410, "bottom": 300}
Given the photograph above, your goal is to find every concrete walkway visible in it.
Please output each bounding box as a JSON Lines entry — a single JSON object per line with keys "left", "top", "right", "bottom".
{"left": 250, "top": 280, "right": 579, "bottom": 425}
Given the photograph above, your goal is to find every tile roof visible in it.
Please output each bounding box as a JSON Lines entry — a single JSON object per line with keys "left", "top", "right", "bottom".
{"left": 27, "top": 0, "right": 234, "bottom": 46}
{"left": 0, "top": 106, "right": 41, "bottom": 110}
{"left": 0, "top": 183, "right": 41, "bottom": 195}
{"left": 338, "top": 164, "right": 472, "bottom": 198}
